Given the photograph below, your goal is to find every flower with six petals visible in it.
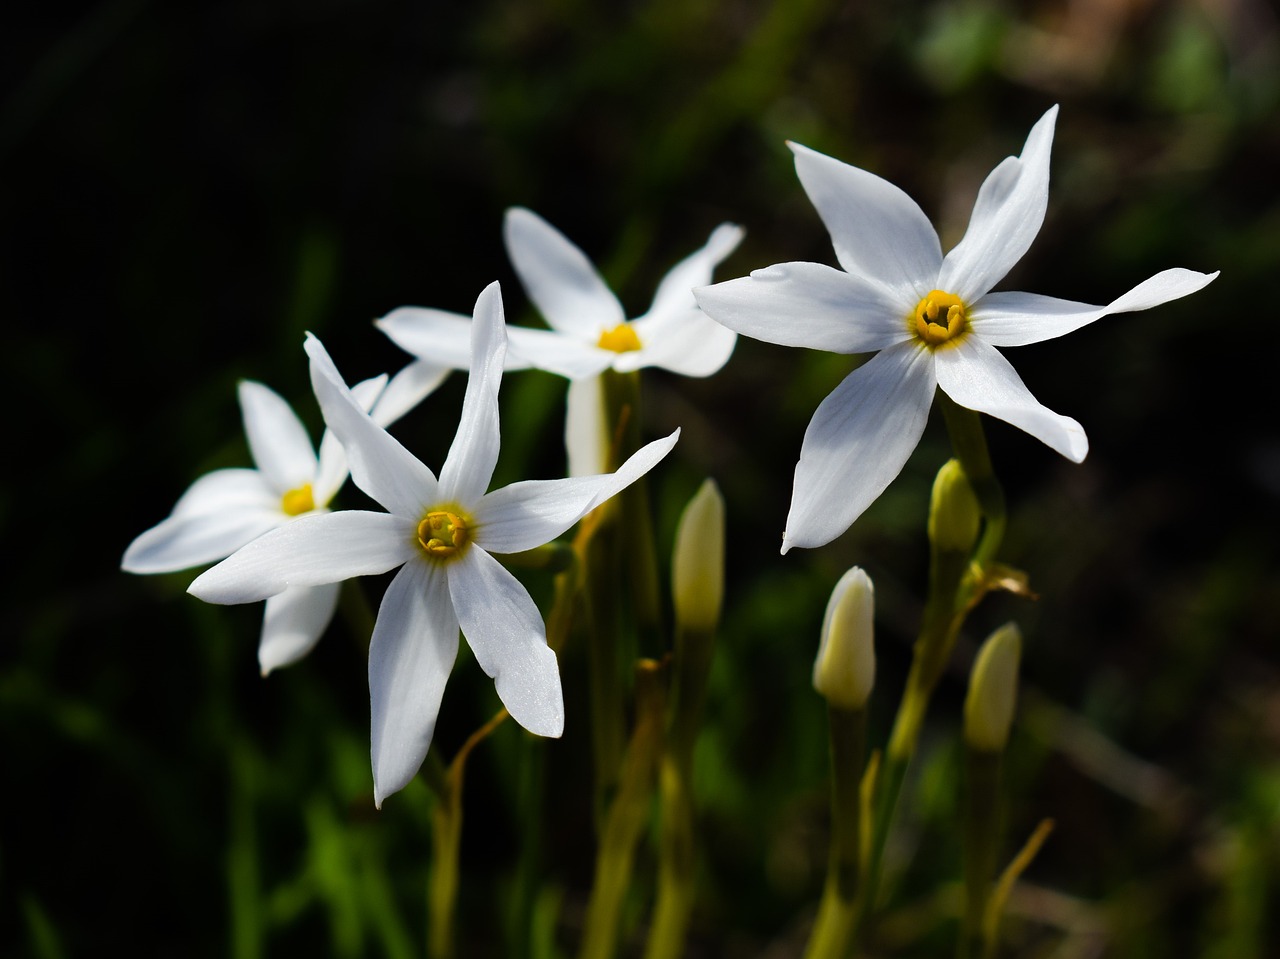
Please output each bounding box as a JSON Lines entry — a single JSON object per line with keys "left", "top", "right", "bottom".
{"left": 694, "top": 105, "right": 1217, "bottom": 552}
{"left": 189, "top": 282, "right": 679, "bottom": 806}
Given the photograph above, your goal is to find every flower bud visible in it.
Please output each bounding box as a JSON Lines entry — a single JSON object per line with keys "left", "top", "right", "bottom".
{"left": 928, "top": 458, "right": 981, "bottom": 554}
{"left": 672, "top": 479, "right": 725, "bottom": 634}
{"left": 964, "top": 623, "right": 1022, "bottom": 752}
{"left": 813, "top": 567, "right": 876, "bottom": 709}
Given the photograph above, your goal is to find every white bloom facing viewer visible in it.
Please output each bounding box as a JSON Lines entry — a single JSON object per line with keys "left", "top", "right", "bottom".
{"left": 189, "top": 282, "right": 680, "bottom": 806}
{"left": 694, "top": 106, "right": 1217, "bottom": 553}
{"left": 122, "top": 366, "right": 444, "bottom": 675}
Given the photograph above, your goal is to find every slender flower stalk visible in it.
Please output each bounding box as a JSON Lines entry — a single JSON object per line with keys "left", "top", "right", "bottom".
{"left": 189, "top": 282, "right": 679, "bottom": 805}
{"left": 695, "top": 105, "right": 1217, "bottom": 552}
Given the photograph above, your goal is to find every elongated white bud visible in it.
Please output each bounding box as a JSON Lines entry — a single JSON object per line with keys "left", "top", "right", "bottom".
{"left": 964, "top": 623, "right": 1022, "bottom": 751}
{"left": 813, "top": 567, "right": 876, "bottom": 709}
{"left": 672, "top": 479, "right": 725, "bottom": 634}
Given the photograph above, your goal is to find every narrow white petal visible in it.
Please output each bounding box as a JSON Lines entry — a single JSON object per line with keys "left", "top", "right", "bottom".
{"left": 376, "top": 306, "right": 519, "bottom": 370}
{"left": 314, "top": 374, "right": 389, "bottom": 506}
{"left": 370, "top": 361, "right": 451, "bottom": 428}
{"left": 439, "top": 282, "right": 506, "bottom": 503}
{"left": 938, "top": 106, "right": 1058, "bottom": 301}
{"left": 504, "top": 325, "right": 614, "bottom": 379}
{"left": 369, "top": 561, "right": 459, "bottom": 808}
{"left": 646, "top": 223, "right": 745, "bottom": 317}
{"left": 617, "top": 308, "right": 737, "bottom": 377}
{"left": 122, "top": 506, "right": 284, "bottom": 573}
{"left": 784, "top": 343, "right": 937, "bottom": 552}
{"left": 188, "top": 510, "right": 415, "bottom": 604}
{"left": 473, "top": 429, "right": 679, "bottom": 554}
{"left": 448, "top": 549, "right": 564, "bottom": 737}
{"left": 170, "top": 468, "right": 277, "bottom": 518}
{"left": 789, "top": 142, "right": 942, "bottom": 303}
{"left": 935, "top": 335, "right": 1087, "bottom": 462}
{"left": 564, "top": 375, "right": 608, "bottom": 478}
{"left": 694, "top": 262, "right": 912, "bottom": 353}
{"left": 258, "top": 583, "right": 341, "bottom": 675}
{"left": 504, "top": 207, "right": 626, "bottom": 338}
{"left": 238, "top": 381, "right": 318, "bottom": 494}
{"left": 970, "top": 268, "right": 1220, "bottom": 347}
{"left": 305, "top": 335, "right": 439, "bottom": 518}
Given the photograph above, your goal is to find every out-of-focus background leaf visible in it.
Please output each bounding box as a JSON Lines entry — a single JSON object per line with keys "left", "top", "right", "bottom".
{"left": 2, "top": 0, "right": 1277, "bottom": 955}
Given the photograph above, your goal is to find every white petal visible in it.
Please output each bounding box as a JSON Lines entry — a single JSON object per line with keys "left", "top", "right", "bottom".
{"left": 564, "top": 375, "right": 608, "bottom": 478}
{"left": 694, "top": 262, "right": 912, "bottom": 353}
{"left": 504, "top": 325, "right": 614, "bottom": 379}
{"left": 188, "top": 510, "right": 416, "bottom": 603}
{"left": 122, "top": 505, "right": 283, "bottom": 574}
{"left": 238, "top": 381, "right": 318, "bottom": 494}
{"left": 258, "top": 583, "right": 341, "bottom": 675}
{"left": 473, "top": 429, "right": 680, "bottom": 554}
{"left": 504, "top": 207, "right": 625, "bottom": 338}
{"left": 784, "top": 343, "right": 937, "bottom": 552}
{"left": 969, "top": 268, "right": 1220, "bottom": 347}
{"left": 170, "top": 468, "right": 277, "bottom": 518}
{"left": 645, "top": 222, "right": 745, "bottom": 317}
{"left": 934, "top": 335, "right": 1087, "bottom": 462}
{"left": 789, "top": 142, "right": 942, "bottom": 303}
{"left": 617, "top": 308, "right": 737, "bottom": 377}
{"left": 305, "top": 335, "right": 439, "bottom": 518}
{"left": 938, "top": 106, "right": 1057, "bottom": 301}
{"left": 314, "top": 374, "right": 389, "bottom": 506}
{"left": 369, "top": 560, "right": 460, "bottom": 808}
{"left": 439, "top": 282, "right": 506, "bottom": 503}
{"left": 376, "top": 306, "right": 516, "bottom": 370}
{"left": 369, "top": 361, "right": 451, "bottom": 428}
{"left": 448, "top": 548, "right": 563, "bottom": 737}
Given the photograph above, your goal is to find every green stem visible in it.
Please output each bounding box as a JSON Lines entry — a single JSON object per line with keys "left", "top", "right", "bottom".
{"left": 961, "top": 750, "right": 1002, "bottom": 959}
{"left": 803, "top": 706, "right": 867, "bottom": 959}
{"left": 424, "top": 751, "right": 459, "bottom": 959}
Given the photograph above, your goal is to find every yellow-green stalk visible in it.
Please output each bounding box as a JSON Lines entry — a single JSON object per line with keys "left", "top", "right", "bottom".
{"left": 805, "top": 568, "right": 875, "bottom": 959}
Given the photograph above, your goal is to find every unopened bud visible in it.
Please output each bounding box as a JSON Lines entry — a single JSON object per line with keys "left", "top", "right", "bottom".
{"left": 928, "top": 458, "right": 981, "bottom": 554}
{"left": 964, "top": 623, "right": 1022, "bottom": 752}
{"left": 813, "top": 567, "right": 876, "bottom": 709}
{"left": 672, "top": 479, "right": 725, "bottom": 634}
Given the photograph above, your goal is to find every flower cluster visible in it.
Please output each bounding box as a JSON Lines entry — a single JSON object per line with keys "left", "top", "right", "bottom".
{"left": 125, "top": 108, "right": 1216, "bottom": 807}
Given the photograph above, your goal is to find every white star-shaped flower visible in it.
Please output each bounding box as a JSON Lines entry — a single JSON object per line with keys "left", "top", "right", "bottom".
{"left": 189, "top": 282, "right": 679, "bottom": 806}
{"left": 122, "top": 363, "right": 446, "bottom": 674}
{"left": 694, "top": 106, "right": 1217, "bottom": 553}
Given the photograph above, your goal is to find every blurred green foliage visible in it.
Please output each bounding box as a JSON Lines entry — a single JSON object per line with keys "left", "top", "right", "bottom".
{"left": 3, "top": 0, "right": 1278, "bottom": 955}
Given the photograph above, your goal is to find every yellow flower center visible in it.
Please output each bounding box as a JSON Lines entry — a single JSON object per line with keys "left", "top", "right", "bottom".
{"left": 417, "top": 509, "right": 472, "bottom": 560}
{"left": 911, "top": 290, "right": 969, "bottom": 347}
{"left": 597, "top": 323, "right": 642, "bottom": 353}
{"left": 281, "top": 483, "right": 315, "bottom": 516}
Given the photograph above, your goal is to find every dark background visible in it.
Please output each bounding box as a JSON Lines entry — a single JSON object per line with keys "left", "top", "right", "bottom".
{"left": 3, "top": 0, "right": 1278, "bottom": 955}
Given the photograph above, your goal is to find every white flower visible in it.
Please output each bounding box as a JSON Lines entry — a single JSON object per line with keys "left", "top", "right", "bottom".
{"left": 694, "top": 106, "right": 1218, "bottom": 552}
{"left": 189, "top": 282, "right": 679, "bottom": 806}
{"left": 123, "top": 362, "right": 446, "bottom": 674}
{"left": 377, "top": 210, "right": 743, "bottom": 475}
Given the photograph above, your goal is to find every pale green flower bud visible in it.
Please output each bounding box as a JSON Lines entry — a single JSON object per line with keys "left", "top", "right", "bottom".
{"left": 672, "top": 479, "right": 725, "bottom": 634}
{"left": 964, "top": 623, "right": 1022, "bottom": 752}
{"left": 928, "top": 458, "right": 981, "bottom": 554}
{"left": 813, "top": 567, "right": 876, "bottom": 709}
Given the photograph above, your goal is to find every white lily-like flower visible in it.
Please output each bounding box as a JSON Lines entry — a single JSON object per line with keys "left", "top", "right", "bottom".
{"left": 123, "top": 361, "right": 446, "bottom": 674}
{"left": 377, "top": 209, "right": 743, "bottom": 475}
{"left": 189, "top": 282, "right": 679, "bottom": 806}
{"left": 694, "top": 105, "right": 1218, "bottom": 553}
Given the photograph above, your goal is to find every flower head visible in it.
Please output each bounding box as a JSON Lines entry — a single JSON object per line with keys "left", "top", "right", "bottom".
{"left": 694, "top": 106, "right": 1218, "bottom": 552}
{"left": 122, "top": 364, "right": 444, "bottom": 674}
{"left": 189, "top": 282, "right": 679, "bottom": 806}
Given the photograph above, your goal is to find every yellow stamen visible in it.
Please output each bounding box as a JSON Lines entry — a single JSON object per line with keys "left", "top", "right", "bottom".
{"left": 597, "top": 323, "right": 642, "bottom": 353}
{"left": 417, "top": 510, "right": 471, "bottom": 559}
{"left": 281, "top": 483, "right": 315, "bottom": 516}
{"left": 911, "top": 290, "right": 969, "bottom": 347}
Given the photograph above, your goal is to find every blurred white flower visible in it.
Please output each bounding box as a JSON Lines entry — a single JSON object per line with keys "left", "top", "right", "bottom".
{"left": 695, "top": 106, "right": 1217, "bottom": 552}
{"left": 189, "top": 282, "right": 679, "bottom": 806}
{"left": 123, "top": 361, "right": 445, "bottom": 675}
